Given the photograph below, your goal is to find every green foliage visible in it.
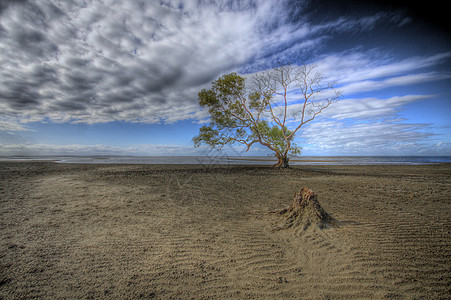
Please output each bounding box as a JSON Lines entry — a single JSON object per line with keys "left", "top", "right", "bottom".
{"left": 192, "top": 125, "right": 221, "bottom": 148}
{"left": 251, "top": 121, "right": 287, "bottom": 152}
{"left": 198, "top": 73, "right": 249, "bottom": 130}
{"left": 256, "top": 121, "right": 301, "bottom": 158}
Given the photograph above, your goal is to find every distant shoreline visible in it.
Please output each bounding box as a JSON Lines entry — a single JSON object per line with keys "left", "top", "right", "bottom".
{"left": 1, "top": 155, "right": 450, "bottom": 165}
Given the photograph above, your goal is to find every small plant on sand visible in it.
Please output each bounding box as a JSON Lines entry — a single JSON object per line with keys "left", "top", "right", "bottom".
{"left": 193, "top": 65, "right": 341, "bottom": 168}
{"left": 274, "top": 187, "right": 338, "bottom": 231}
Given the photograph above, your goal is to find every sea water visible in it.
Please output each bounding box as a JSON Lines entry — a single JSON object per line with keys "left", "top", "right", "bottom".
{"left": 1, "top": 155, "right": 451, "bottom": 165}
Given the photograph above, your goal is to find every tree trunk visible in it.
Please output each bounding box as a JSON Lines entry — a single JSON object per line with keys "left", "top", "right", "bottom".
{"left": 273, "top": 154, "right": 289, "bottom": 168}
{"left": 273, "top": 187, "right": 338, "bottom": 232}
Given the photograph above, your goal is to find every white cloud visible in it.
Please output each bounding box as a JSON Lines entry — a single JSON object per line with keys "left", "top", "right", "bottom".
{"left": 0, "top": 0, "right": 422, "bottom": 127}
{"left": 316, "top": 51, "right": 451, "bottom": 84}
{"left": 299, "top": 119, "right": 436, "bottom": 155}
{"left": 280, "top": 94, "right": 434, "bottom": 131}
{"left": 0, "top": 0, "right": 293, "bottom": 125}
{"left": 250, "top": 51, "right": 450, "bottom": 116}
{"left": 322, "top": 94, "right": 434, "bottom": 120}
{"left": 0, "top": 142, "right": 203, "bottom": 156}
{"left": 310, "top": 51, "right": 451, "bottom": 99}
{"left": 0, "top": 118, "right": 34, "bottom": 132}
{"left": 339, "top": 72, "right": 451, "bottom": 96}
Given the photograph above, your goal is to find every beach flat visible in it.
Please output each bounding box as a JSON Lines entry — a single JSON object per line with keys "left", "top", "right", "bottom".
{"left": 1, "top": 162, "right": 450, "bottom": 299}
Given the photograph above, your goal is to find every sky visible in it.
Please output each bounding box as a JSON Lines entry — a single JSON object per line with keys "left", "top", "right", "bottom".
{"left": 0, "top": 0, "right": 450, "bottom": 157}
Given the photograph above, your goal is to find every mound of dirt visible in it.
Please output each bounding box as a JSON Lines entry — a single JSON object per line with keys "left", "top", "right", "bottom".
{"left": 274, "top": 187, "right": 338, "bottom": 231}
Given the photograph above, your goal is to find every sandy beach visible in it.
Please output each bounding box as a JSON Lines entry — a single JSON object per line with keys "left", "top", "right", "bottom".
{"left": 1, "top": 162, "right": 450, "bottom": 299}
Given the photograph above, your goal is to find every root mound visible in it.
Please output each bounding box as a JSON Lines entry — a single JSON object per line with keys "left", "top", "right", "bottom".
{"left": 274, "top": 187, "right": 338, "bottom": 231}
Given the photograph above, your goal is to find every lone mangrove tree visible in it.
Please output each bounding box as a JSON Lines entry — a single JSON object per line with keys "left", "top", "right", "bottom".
{"left": 193, "top": 65, "right": 341, "bottom": 168}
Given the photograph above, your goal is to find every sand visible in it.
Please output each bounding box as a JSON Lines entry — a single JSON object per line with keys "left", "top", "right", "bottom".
{"left": 1, "top": 162, "right": 450, "bottom": 299}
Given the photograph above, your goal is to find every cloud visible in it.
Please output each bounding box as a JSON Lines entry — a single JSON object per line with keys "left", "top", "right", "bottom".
{"left": 276, "top": 91, "right": 440, "bottom": 155}
{"left": 0, "top": 0, "right": 420, "bottom": 128}
{"left": 322, "top": 95, "right": 435, "bottom": 120}
{"left": 339, "top": 72, "right": 451, "bottom": 96}
{"left": 0, "top": 142, "right": 203, "bottom": 156}
{"left": 0, "top": 117, "right": 34, "bottom": 132}
{"left": 0, "top": 0, "right": 290, "bottom": 125}
{"left": 281, "top": 94, "right": 434, "bottom": 127}
{"left": 314, "top": 51, "right": 451, "bottom": 94}
{"left": 252, "top": 51, "right": 450, "bottom": 111}
{"left": 299, "top": 119, "right": 436, "bottom": 155}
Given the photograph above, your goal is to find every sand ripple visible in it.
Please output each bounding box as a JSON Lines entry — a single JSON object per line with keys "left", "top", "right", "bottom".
{"left": 1, "top": 163, "right": 450, "bottom": 299}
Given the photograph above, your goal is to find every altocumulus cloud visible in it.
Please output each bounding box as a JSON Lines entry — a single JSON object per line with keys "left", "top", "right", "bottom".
{"left": 0, "top": 0, "right": 295, "bottom": 126}
{"left": 0, "top": 0, "right": 409, "bottom": 127}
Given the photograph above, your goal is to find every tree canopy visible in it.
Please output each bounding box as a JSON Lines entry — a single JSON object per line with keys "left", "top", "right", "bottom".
{"left": 193, "top": 65, "right": 341, "bottom": 168}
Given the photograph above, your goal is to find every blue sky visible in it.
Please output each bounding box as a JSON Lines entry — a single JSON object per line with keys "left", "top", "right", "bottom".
{"left": 0, "top": 0, "right": 450, "bottom": 156}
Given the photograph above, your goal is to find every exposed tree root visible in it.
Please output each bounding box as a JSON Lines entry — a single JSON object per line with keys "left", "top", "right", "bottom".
{"left": 273, "top": 187, "right": 339, "bottom": 232}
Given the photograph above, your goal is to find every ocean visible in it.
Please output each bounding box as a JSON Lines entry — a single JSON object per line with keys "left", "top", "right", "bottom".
{"left": 1, "top": 156, "right": 451, "bottom": 165}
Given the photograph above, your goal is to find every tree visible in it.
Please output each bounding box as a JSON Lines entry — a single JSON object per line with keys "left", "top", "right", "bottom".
{"left": 193, "top": 64, "right": 341, "bottom": 168}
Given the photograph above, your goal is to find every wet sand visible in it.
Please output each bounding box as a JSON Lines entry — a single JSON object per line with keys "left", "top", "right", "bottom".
{"left": 1, "top": 162, "right": 450, "bottom": 299}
